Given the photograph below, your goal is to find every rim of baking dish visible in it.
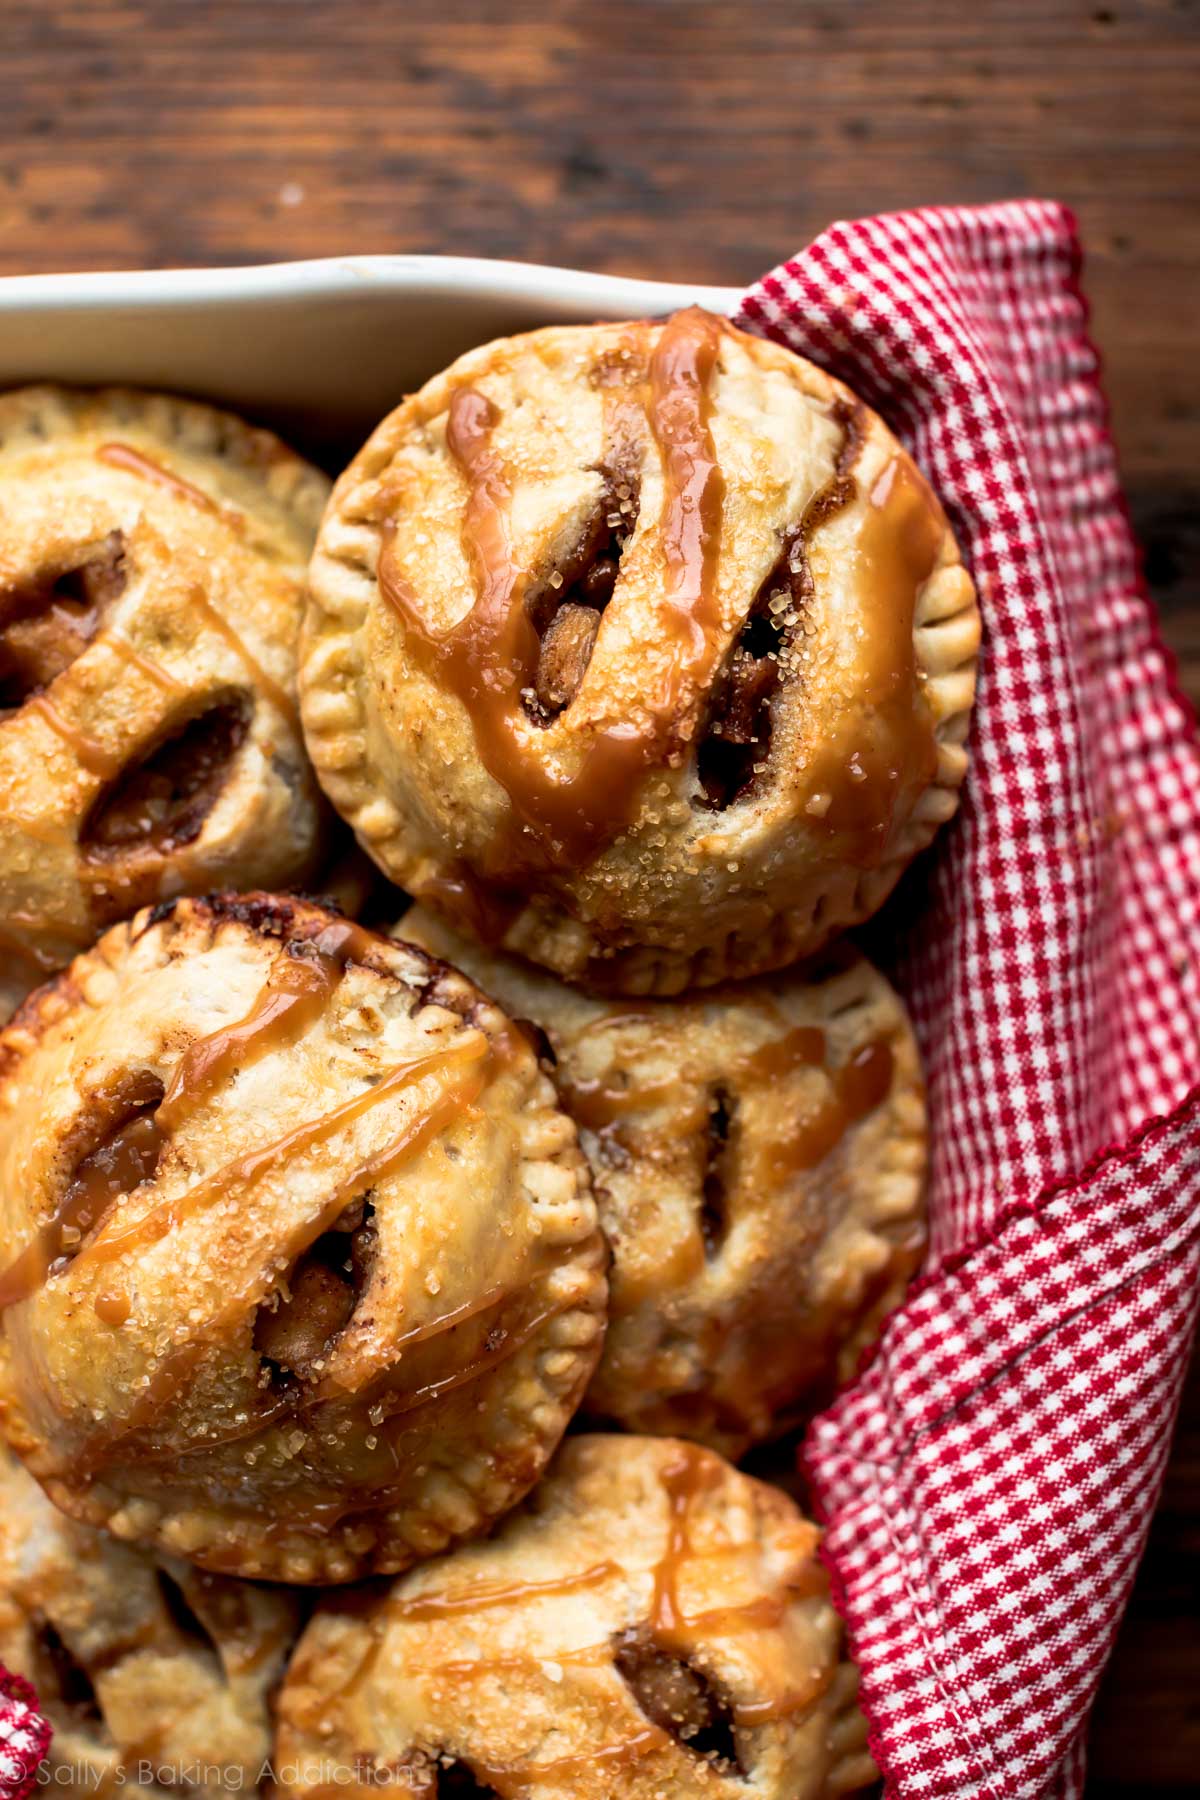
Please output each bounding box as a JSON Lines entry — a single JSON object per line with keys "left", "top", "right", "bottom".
{"left": 0, "top": 253, "right": 739, "bottom": 314}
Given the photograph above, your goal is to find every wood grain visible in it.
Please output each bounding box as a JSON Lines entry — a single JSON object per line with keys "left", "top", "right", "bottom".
{"left": 2, "top": 0, "right": 1197, "bottom": 692}
{"left": 0, "top": 1, "right": 1197, "bottom": 1789}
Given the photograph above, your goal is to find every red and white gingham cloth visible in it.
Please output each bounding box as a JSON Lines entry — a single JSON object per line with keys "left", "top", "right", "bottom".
{"left": 730, "top": 203, "right": 1200, "bottom": 1798}
{"left": 0, "top": 1666, "right": 49, "bottom": 1800}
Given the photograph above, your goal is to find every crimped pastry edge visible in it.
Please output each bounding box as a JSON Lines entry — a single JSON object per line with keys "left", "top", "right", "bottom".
{"left": 0, "top": 893, "right": 608, "bottom": 1583}
{"left": 300, "top": 318, "right": 979, "bottom": 996}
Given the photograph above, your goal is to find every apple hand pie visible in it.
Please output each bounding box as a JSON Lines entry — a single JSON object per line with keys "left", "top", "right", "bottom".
{"left": 401, "top": 908, "right": 925, "bottom": 1456}
{"left": 274, "top": 1435, "right": 875, "bottom": 1799}
{"left": 303, "top": 309, "right": 979, "bottom": 994}
{"left": 0, "top": 895, "right": 606, "bottom": 1583}
{"left": 0, "top": 1439, "right": 298, "bottom": 1797}
{"left": 0, "top": 386, "right": 332, "bottom": 1016}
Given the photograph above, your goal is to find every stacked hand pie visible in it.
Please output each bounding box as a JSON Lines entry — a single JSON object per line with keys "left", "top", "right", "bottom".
{"left": 0, "top": 312, "right": 977, "bottom": 1798}
{"left": 0, "top": 387, "right": 330, "bottom": 1021}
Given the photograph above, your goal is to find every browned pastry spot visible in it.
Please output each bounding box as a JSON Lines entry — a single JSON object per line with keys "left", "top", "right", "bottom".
{"left": 81, "top": 698, "right": 249, "bottom": 857}
{"left": 0, "top": 531, "right": 126, "bottom": 710}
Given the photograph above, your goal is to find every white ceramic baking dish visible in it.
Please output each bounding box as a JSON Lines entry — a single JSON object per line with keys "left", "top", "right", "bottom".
{"left": 0, "top": 255, "right": 739, "bottom": 450}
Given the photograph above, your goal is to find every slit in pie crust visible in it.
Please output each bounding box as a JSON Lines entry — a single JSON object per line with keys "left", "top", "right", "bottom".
{"left": 0, "top": 1438, "right": 299, "bottom": 1796}
{"left": 273, "top": 1434, "right": 876, "bottom": 1799}
{"left": 401, "top": 908, "right": 926, "bottom": 1456}
{"left": 302, "top": 309, "right": 979, "bottom": 995}
{"left": 0, "top": 386, "right": 333, "bottom": 1018}
{"left": 0, "top": 895, "right": 606, "bottom": 1583}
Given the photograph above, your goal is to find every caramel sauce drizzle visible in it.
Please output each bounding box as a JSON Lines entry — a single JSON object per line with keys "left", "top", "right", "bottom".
{"left": 803, "top": 453, "right": 944, "bottom": 863}
{"left": 559, "top": 1066, "right": 687, "bottom": 1133}
{"left": 94, "top": 445, "right": 300, "bottom": 735}
{"left": 155, "top": 948, "right": 338, "bottom": 1133}
{"left": 642, "top": 1446, "right": 830, "bottom": 1730}
{"left": 365, "top": 1290, "right": 570, "bottom": 1426}
{"left": 97, "top": 442, "right": 222, "bottom": 515}
{"left": 650, "top": 310, "right": 727, "bottom": 666}
{"left": 561, "top": 1013, "right": 894, "bottom": 1177}
{"left": 377, "top": 305, "right": 727, "bottom": 874}
{"left": 0, "top": 917, "right": 422, "bottom": 1308}
{"left": 301, "top": 1270, "right": 515, "bottom": 1410}
{"left": 77, "top": 1063, "right": 487, "bottom": 1470}
{"left": 26, "top": 691, "right": 123, "bottom": 778}
{"left": 559, "top": 1021, "right": 823, "bottom": 1133}
{"left": 649, "top": 1455, "right": 814, "bottom": 1618}
{"left": 187, "top": 586, "right": 302, "bottom": 739}
{"left": 773, "top": 1037, "right": 893, "bottom": 1178}
{"left": 392, "top": 1278, "right": 512, "bottom": 1354}
{"left": 12, "top": 634, "right": 179, "bottom": 785}
{"left": 104, "top": 633, "right": 185, "bottom": 695}
{"left": 74, "top": 1019, "right": 485, "bottom": 1274}
{"left": 93, "top": 1288, "right": 132, "bottom": 1325}
{"left": 389, "top": 1560, "right": 620, "bottom": 1624}
{"left": 648, "top": 1444, "right": 723, "bottom": 1642}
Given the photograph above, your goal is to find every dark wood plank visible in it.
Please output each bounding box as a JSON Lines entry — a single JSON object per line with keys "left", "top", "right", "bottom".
{"left": 0, "top": 2, "right": 1196, "bottom": 1789}
{"left": 1, "top": 0, "right": 1196, "bottom": 698}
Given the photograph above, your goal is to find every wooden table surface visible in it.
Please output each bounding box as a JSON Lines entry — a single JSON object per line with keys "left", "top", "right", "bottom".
{"left": 1, "top": 1, "right": 1197, "bottom": 1788}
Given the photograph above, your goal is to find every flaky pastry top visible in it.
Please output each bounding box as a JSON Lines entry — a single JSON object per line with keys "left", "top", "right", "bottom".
{"left": 274, "top": 1435, "right": 875, "bottom": 1799}
{"left": 0, "top": 895, "right": 605, "bottom": 1582}
{"left": 0, "top": 386, "right": 331, "bottom": 1000}
{"left": 401, "top": 908, "right": 926, "bottom": 1454}
{"left": 0, "top": 1440, "right": 298, "bottom": 1797}
{"left": 303, "top": 310, "right": 978, "bottom": 993}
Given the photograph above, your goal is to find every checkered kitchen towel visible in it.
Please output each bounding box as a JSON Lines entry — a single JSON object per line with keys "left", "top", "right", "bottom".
{"left": 729, "top": 205, "right": 1200, "bottom": 1797}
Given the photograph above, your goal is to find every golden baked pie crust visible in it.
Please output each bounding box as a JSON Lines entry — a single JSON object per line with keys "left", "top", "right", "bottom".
{"left": 274, "top": 1435, "right": 875, "bottom": 1799}
{"left": 0, "top": 386, "right": 332, "bottom": 1005}
{"left": 302, "top": 313, "right": 979, "bottom": 994}
{"left": 0, "top": 895, "right": 606, "bottom": 1583}
{"left": 402, "top": 907, "right": 926, "bottom": 1455}
{"left": 0, "top": 1441, "right": 298, "bottom": 1797}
